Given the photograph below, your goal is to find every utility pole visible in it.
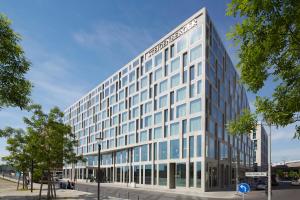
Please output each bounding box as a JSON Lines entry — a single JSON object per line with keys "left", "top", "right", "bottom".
{"left": 268, "top": 124, "right": 272, "bottom": 200}
{"left": 96, "top": 136, "right": 103, "bottom": 200}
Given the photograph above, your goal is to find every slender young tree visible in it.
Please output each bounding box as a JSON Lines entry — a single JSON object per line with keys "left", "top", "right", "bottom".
{"left": 0, "top": 13, "right": 32, "bottom": 110}
{"left": 226, "top": 0, "right": 300, "bottom": 136}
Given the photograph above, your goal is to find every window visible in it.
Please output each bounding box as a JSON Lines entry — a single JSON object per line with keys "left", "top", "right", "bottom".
{"left": 189, "top": 136, "right": 194, "bottom": 157}
{"left": 171, "top": 57, "right": 180, "bottom": 72}
{"left": 159, "top": 95, "right": 168, "bottom": 108}
{"left": 141, "top": 77, "right": 148, "bottom": 89}
{"left": 141, "top": 145, "right": 148, "bottom": 161}
{"left": 129, "top": 134, "right": 135, "bottom": 144}
{"left": 197, "top": 80, "right": 202, "bottom": 94}
{"left": 134, "top": 146, "right": 140, "bottom": 162}
{"left": 129, "top": 84, "right": 135, "bottom": 95}
{"left": 170, "top": 122, "right": 179, "bottom": 136}
{"left": 144, "top": 116, "right": 152, "bottom": 128}
{"left": 197, "top": 135, "right": 202, "bottom": 157}
{"left": 154, "top": 112, "right": 162, "bottom": 125}
{"left": 164, "top": 48, "right": 169, "bottom": 62}
{"left": 159, "top": 164, "right": 167, "bottom": 186}
{"left": 170, "top": 44, "right": 175, "bottom": 58}
{"left": 155, "top": 53, "right": 162, "bottom": 66}
{"left": 190, "top": 65, "right": 195, "bottom": 81}
{"left": 119, "top": 90, "right": 125, "bottom": 100}
{"left": 190, "top": 99, "right": 201, "bottom": 114}
{"left": 170, "top": 91, "right": 174, "bottom": 105}
{"left": 177, "top": 36, "right": 187, "bottom": 53}
{"left": 159, "top": 80, "right": 168, "bottom": 93}
{"left": 145, "top": 59, "right": 152, "bottom": 72}
{"left": 183, "top": 70, "right": 187, "bottom": 83}
{"left": 196, "top": 162, "right": 201, "bottom": 188}
{"left": 129, "top": 121, "right": 135, "bottom": 132}
{"left": 122, "top": 76, "right": 128, "bottom": 87}
{"left": 190, "top": 26, "right": 202, "bottom": 45}
{"left": 132, "top": 94, "right": 139, "bottom": 106}
{"left": 132, "top": 107, "right": 139, "bottom": 118}
{"left": 197, "top": 62, "right": 202, "bottom": 76}
{"left": 144, "top": 102, "right": 152, "bottom": 114}
{"left": 176, "top": 104, "right": 186, "bottom": 118}
{"left": 171, "top": 73, "right": 180, "bottom": 88}
{"left": 182, "top": 120, "right": 187, "bottom": 135}
{"left": 176, "top": 87, "right": 186, "bottom": 102}
{"left": 183, "top": 52, "right": 188, "bottom": 67}
{"left": 170, "top": 139, "right": 179, "bottom": 159}
{"left": 182, "top": 138, "right": 187, "bottom": 158}
{"left": 190, "top": 45, "right": 202, "bottom": 62}
{"left": 141, "top": 90, "right": 148, "bottom": 102}
{"left": 189, "top": 83, "right": 195, "bottom": 98}
{"left": 129, "top": 71, "right": 136, "bottom": 82}
{"left": 154, "top": 68, "right": 163, "bottom": 81}
{"left": 190, "top": 117, "right": 201, "bottom": 132}
{"left": 154, "top": 127, "right": 162, "bottom": 139}
{"left": 159, "top": 142, "right": 167, "bottom": 160}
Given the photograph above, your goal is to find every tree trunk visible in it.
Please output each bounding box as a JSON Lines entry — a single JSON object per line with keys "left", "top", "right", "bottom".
{"left": 22, "top": 173, "right": 25, "bottom": 189}
{"left": 17, "top": 174, "right": 20, "bottom": 190}
{"left": 39, "top": 181, "right": 43, "bottom": 200}
{"left": 47, "top": 172, "right": 51, "bottom": 200}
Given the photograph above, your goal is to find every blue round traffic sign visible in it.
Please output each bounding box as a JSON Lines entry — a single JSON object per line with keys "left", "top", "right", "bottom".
{"left": 238, "top": 183, "right": 250, "bottom": 193}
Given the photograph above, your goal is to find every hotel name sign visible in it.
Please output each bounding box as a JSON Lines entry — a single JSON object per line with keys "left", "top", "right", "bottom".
{"left": 145, "top": 15, "right": 200, "bottom": 60}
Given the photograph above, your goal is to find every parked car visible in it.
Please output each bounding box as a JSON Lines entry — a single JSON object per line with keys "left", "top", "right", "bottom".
{"left": 255, "top": 180, "right": 267, "bottom": 190}
{"left": 291, "top": 179, "right": 300, "bottom": 186}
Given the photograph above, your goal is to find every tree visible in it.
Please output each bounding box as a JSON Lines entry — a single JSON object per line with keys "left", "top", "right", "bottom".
{"left": 1, "top": 105, "right": 83, "bottom": 199}
{"left": 0, "top": 13, "right": 32, "bottom": 110}
{"left": 226, "top": 0, "right": 300, "bottom": 137}
{"left": 2, "top": 128, "right": 31, "bottom": 190}
{"left": 23, "top": 105, "right": 83, "bottom": 199}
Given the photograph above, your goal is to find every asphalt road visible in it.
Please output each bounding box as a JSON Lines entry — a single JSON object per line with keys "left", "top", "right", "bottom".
{"left": 75, "top": 182, "right": 300, "bottom": 200}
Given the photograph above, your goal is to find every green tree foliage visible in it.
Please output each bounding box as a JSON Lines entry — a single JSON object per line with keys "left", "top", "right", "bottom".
{"left": 0, "top": 13, "right": 32, "bottom": 110}
{"left": 227, "top": 109, "right": 257, "bottom": 135}
{"left": 2, "top": 128, "right": 31, "bottom": 190}
{"left": 226, "top": 0, "right": 300, "bottom": 137}
{"left": 1, "top": 105, "right": 83, "bottom": 198}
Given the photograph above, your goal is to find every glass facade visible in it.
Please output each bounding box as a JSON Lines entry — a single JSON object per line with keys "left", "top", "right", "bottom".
{"left": 63, "top": 8, "right": 254, "bottom": 192}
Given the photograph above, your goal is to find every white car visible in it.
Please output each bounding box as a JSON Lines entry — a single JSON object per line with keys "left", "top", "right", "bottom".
{"left": 291, "top": 180, "right": 300, "bottom": 186}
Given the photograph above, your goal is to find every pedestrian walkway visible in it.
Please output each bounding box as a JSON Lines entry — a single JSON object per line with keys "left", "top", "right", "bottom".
{"left": 0, "top": 176, "right": 126, "bottom": 200}
{"left": 73, "top": 179, "right": 239, "bottom": 199}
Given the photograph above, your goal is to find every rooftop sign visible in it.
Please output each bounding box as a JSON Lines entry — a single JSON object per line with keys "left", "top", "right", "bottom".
{"left": 144, "top": 15, "right": 201, "bottom": 60}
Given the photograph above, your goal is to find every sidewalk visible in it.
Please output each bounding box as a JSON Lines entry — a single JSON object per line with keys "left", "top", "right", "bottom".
{"left": 0, "top": 176, "right": 125, "bottom": 200}
{"left": 73, "top": 179, "right": 241, "bottom": 199}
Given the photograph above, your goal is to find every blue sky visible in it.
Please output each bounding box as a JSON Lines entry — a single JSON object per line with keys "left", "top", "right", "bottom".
{"left": 0, "top": 0, "right": 299, "bottom": 163}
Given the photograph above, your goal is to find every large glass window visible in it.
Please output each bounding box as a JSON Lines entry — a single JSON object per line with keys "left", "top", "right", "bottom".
{"left": 134, "top": 146, "right": 140, "bottom": 162}
{"left": 176, "top": 87, "right": 186, "bottom": 102}
{"left": 129, "top": 83, "right": 135, "bottom": 94}
{"left": 159, "top": 164, "right": 167, "bottom": 186}
{"left": 154, "top": 127, "right": 162, "bottom": 139}
{"left": 189, "top": 162, "right": 194, "bottom": 187}
{"left": 182, "top": 138, "right": 187, "bottom": 158}
{"left": 154, "top": 53, "right": 162, "bottom": 66}
{"left": 176, "top": 163, "right": 186, "bottom": 187}
{"left": 144, "top": 115, "right": 152, "bottom": 128}
{"left": 159, "top": 80, "right": 167, "bottom": 93}
{"left": 190, "top": 65, "right": 195, "bottom": 81}
{"left": 132, "top": 107, "right": 139, "bottom": 118}
{"left": 154, "top": 68, "right": 163, "bottom": 81}
{"left": 141, "top": 145, "right": 148, "bottom": 161}
{"left": 177, "top": 36, "right": 187, "bottom": 53}
{"left": 190, "top": 26, "right": 202, "bottom": 45}
{"left": 134, "top": 166, "right": 139, "bottom": 184}
{"left": 197, "top": 62, "right": 202, "bottom": 76}
{"left": 170, "top": 139, "right": 180, "bottom": 159}
{"left": 129, "top": 134, "right": 135, "bottom": 144}
{"left": 176, "top": 104, "right": 186, "bottom": 118}
{"left": 190, "top": 45, "right": 202, "bottom": 62}
{"left": 144, "top": 102, "right": 152, "bottom": 114}
{"left": 129, "top": 71, "right": 136, "bottom": 82}
{"left": 145, "top": 59, "right": 152, "bottom": 73}
{"left": 132, "top": 94, "right": 139, "bottom": 106}
{"left": 197, "top": 135, "right": 202, "bottom": 157}
{"left": 170, "top": 122, "right": 179, "bottom": 136}
{"left": 190, "top": 99, "right": 201, "bottom": 114}
{"left": 197, "top": 80, "right": 202, "bottom": 94}
{"left": 171, "top": 57, "right": 180, "bottom": 72}
{"left": 154, "top": 112, "right": 162, "bottom": 125}
{"left": 145, "top": 165, "right": 152, "bottom": 185}
{"left": 140, "top": 130, "right": 148, "bottom": 142}
{"left": 189, "top": 136, "right": 194, "bottom": 158}
{"left": 171, "top": 73, "right": 180, "bottom": 88}
{"left": 182, "top": 119, "right": 187, "bottom": 135}
{"left": 141, "top": 90, "right": 148, "bottom": 102}
{"left": 159, "top": 95, "right": 168, "bottom": 108}
{"left": 190, "top": 117, "right": 201, "bottom": 132}
{"left": 159, "top": 141, "right": 167, "bottom": 160}
{"left": 141, "top": 76, "right": 148, "bottom": 89}
{"left": 196, "top": 162, "right": 201, "bottom": 188}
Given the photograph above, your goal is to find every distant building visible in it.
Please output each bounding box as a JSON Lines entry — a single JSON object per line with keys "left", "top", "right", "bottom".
{"left": 251, "top": 124, "right": 268, "bottom": 172}
{"left": 63, "top": 8, "right": 254, "bottom": 192}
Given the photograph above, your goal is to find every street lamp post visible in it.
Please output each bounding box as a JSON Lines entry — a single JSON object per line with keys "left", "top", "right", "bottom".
{"left": 268, "top": 124, "right": 272, "bottom": 200}
{"left": 96, "top": 136, "right": 103, "bottom": 200}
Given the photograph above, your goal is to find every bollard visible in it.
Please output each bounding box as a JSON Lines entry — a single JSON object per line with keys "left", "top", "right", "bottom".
{"left": 127, "top": 192, "right": 129, "bottom": 200}
{"left": 137, "top": 195, "right": 139, "bottom": 200}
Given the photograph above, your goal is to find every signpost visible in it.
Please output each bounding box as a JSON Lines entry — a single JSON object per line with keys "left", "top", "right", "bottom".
{"left": 238, "top": 183, "right": 250, "bottom": 200}
{"left": 245, "top": 172, "right": 267, "bottom": 177}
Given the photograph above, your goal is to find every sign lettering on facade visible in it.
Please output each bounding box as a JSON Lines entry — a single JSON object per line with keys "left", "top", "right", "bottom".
{"left": 245, "top": 172, "right": 267, "bottom": 177}
{"left": 144, "top": 16, "right": 200, "bottom": 60}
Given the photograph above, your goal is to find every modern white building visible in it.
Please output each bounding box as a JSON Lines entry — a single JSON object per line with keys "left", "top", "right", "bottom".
{"left": 251, "top": 124, "right": 268, "bottom": 172}
{"left": 63, "top": 8, "right": 254, "bottom": 192}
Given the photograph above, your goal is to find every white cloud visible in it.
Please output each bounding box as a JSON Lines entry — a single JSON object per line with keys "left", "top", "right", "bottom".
{"left": 73, "top": 20, "right": 155, "bottom": 55}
